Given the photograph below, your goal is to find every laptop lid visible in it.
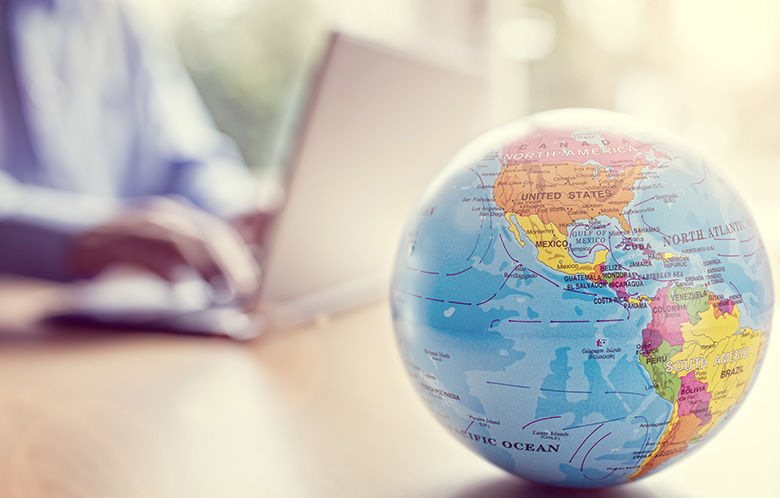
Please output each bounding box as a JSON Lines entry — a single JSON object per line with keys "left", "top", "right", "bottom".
{"left": 43, "top": 32, "right": 490, "bottom": 338}
{"left": 259, "top": 32, "right": 490, "bottom": 325}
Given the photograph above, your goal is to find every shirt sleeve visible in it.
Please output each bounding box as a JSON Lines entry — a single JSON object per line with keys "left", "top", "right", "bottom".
{"left": 0, "top": 171, "right": 122, "bottom": 281}
{"left": 125, "top": 7, "right": 261, "bottom": 219}
{"left": 0, "top": 0, "right": 261, "bottom": 282}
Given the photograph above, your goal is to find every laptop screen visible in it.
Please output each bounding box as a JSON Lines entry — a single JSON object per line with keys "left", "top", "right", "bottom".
{"left": 259, "top": 32, "right": 490, "bottom": 324}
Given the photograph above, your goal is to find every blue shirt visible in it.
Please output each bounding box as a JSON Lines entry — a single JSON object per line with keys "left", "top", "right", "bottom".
{"left": 0, "top": 0, "right": 260, "bottom": 280}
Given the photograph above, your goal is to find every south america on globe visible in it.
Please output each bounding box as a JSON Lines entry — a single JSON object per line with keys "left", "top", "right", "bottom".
{"left": 390, "top": 108, "right": 773, "bottom": 487}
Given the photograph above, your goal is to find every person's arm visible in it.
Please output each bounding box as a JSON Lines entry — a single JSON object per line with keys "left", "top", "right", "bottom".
{"left": 123, "top": 6, "right": 263, "bottom": 220}
{"left": 0, "top": 172, "right": 122, "bottom": 281}
{"left": 121, "top": 5, "right": 280, "bottom": 252}
{"left": 0, "top": 173, "right": 261, "bottom": 309}
{"left": 71, "top": 196, "right": 262, "bottom": 310}
{"left": 0, "top": 1, "right": 264, "bottom": 307}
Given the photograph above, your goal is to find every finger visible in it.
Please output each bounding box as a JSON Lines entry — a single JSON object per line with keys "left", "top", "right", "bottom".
{"left": 203, "top": 224, "right": 263, "bottom": 311}
{"left": 167, "top": 215, "right": 262, "bottom": 311}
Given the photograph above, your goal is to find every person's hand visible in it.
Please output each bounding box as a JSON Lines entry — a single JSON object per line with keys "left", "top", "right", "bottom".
{"left": 231, "top": 209, "right": 276, "bottom": 259}
{"left": 230, "top": 180, "right": 284, "bottom": 256}
{"left": 71, "top": 197, "right": 261, "bottom": 311}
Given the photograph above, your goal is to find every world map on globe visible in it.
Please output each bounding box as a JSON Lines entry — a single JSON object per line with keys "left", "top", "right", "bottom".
{"left": 390, "top": 109, "right": 773, "bottom": 487}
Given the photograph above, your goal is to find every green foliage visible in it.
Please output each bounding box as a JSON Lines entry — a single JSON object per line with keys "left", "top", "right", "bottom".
{"left": 174, "top": 0, "right": 327, "bottom": 174}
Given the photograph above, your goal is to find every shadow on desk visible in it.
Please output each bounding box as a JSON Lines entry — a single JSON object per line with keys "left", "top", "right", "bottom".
{"left": 450, "top": 476, "right": 658, "bottom": 498}
{"left": 0, "top": 319, "right": 232, "bottom": 348}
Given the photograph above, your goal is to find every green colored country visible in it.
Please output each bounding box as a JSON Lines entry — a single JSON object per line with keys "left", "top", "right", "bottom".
{"left": 602, "top": 272, "right": 625, "bottom": 285}
{"left": 670, "top": 284, "right": 709, "bottom": 325}
{"left": 639, "top": 340, "right": 682, "bottom": 403}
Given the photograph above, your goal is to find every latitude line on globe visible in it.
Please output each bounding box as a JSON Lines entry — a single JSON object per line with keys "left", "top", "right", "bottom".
{"left": 395, "top": 286, "right": 633, "bottom": 323}
{"left": 390, "top": 109, "right": 771, "bottom": 487}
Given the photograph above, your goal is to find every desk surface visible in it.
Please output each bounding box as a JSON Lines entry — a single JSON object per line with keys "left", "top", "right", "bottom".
{"left": 0, "top": 279, "right": 777, "bottom": 498}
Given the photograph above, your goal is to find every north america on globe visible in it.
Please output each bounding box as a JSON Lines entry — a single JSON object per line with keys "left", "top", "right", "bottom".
{"left": 390, "top": 109, "right": 772, "bottom": 487}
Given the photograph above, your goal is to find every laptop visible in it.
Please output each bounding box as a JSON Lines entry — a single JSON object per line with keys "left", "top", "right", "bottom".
{"left": 45, "top": 32, "right": 490, "bottom": 339}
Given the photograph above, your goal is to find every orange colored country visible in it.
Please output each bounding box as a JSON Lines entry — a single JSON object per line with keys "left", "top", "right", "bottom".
{"left": 493, "top": 160, "right": 645, "bottom": 234}
{"left": 630, "top": 412, "right": 703, "bottom": 481}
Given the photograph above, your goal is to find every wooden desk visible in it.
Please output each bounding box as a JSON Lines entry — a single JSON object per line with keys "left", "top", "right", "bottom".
{"left": 0, "top": 280, "right": 776, "bottom": 498}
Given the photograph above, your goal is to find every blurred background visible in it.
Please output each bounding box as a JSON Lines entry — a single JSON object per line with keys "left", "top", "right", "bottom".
{"left": 126, "top": 0, "right": 780, "bottom": 218}
{"left": 0, "top": 2, "right": 777, "bottom": 494}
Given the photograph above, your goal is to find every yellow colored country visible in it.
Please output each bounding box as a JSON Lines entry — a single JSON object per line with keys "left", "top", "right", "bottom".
{"left": 629, "top": 405, "right": 701, "bottom": 481}
{"left": 679, "top": 300, "right": 740, "bottom": 346}
{"left": 678, "top": 327, "right": 764, "bottom": 440}
{"left": 631, "top": 297, "right": 766, "bottom": 481}
{"left": 506, "top": 213, "right": 607, "bottom": 276}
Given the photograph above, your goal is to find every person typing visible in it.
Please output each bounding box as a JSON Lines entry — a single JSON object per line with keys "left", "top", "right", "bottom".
{"left": 0, "top": 0, "right": 271, "bottom": 312}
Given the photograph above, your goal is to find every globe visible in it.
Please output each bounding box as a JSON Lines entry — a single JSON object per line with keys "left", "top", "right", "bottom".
{"left": 390, "top": 108, "right": 773, "bottom": 487}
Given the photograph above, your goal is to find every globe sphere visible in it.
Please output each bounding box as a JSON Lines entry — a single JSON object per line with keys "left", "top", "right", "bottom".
{"left": 390, "top": 108, "right": 773, "bottom": 487}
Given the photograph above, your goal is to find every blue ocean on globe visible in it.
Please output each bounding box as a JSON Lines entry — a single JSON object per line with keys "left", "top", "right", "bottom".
{"left": 390, "top": 108, "right": 773, "bottom": 487}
